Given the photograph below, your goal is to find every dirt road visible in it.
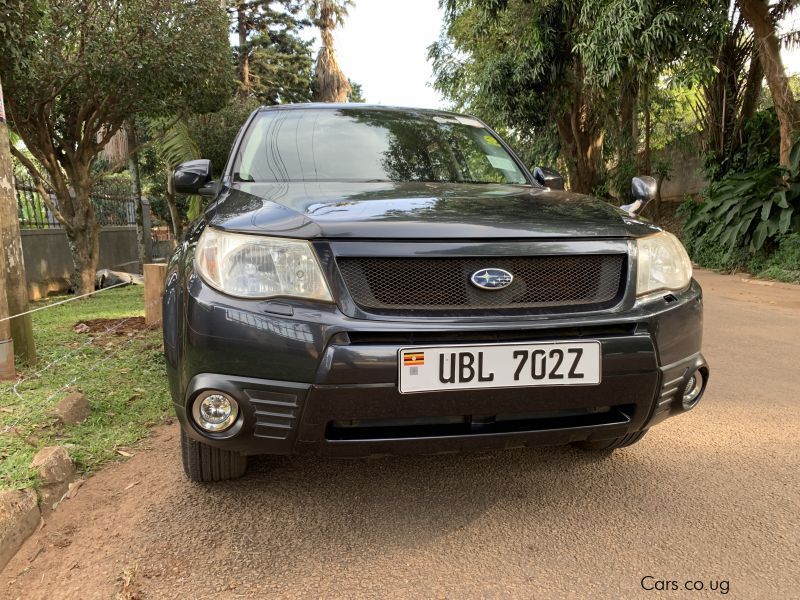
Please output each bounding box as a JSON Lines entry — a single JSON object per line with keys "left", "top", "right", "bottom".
{"left": 2, "top": 270, "right": 798, "bottom": 599}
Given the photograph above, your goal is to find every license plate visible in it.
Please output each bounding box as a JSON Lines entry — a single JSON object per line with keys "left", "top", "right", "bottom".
{"left": 398, "top": 341, "right": 601, "bottom": 394}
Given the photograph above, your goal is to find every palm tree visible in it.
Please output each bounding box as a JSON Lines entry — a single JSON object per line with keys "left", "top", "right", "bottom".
{"left": 148, "top": 118, "right": 201, "bottom": 240}
{"left": 307, "top": 0, "right": 353, "bottom": 102}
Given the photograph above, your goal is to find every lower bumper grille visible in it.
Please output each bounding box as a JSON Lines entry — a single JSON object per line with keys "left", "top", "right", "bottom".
{"left": 326, "top": 405, "right": 635, "bottom": 441}
{"left": 337, "top": 254, "right": 626, "bottom": 315}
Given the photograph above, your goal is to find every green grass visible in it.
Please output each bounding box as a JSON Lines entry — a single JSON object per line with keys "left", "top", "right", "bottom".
{"left": 0, "top": 286, "right": 172, "bottom": 491}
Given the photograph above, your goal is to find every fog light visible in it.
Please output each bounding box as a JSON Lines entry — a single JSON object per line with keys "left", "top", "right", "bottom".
{"left": 681, "top": 371, "right": 704, "bottom": 410}
{"left": 192, "top": 391, "right": 239, "bottom": 432}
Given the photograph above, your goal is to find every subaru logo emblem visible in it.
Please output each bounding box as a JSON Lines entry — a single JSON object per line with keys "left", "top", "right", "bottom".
{"left": 470, "top": 268, "right": 514, "bottom": 290}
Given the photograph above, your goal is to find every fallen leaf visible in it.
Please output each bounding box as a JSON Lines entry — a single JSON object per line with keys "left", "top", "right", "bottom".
{"left": 116, "top": 449, "right": 133, "bottom": 457}
{"left": 124, "top": 481, "right": 140, "bottom": 490}
{"left": 0, "top": 407, "right": 13, "bottom": 413}
{"left": 73, "top": 323, "right": 90, "bottom": 333}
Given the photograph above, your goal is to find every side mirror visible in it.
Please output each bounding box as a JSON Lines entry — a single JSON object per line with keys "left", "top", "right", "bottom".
{"left": 621, "top": 175, "right": 658, "bottom": 216}
{"left": 533, "top": 167, "right": 565, "bottom": 190}
{"left": 198, "top": 180, "right": 219, "bottom": 198}
{"left": 172, "top": 159, "right": 212, "bottom": 195}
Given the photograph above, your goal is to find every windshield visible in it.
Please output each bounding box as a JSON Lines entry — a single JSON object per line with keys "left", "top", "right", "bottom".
{"left": 232, "top": 108, "right": 528, "bottom": 185}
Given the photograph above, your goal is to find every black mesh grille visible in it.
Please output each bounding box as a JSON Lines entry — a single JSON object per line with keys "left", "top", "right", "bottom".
{"left": 337, "top": 255, "right": 626, "bottom": 315}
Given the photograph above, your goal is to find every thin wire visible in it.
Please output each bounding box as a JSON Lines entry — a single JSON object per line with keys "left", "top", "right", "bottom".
{"left": 0, "top": 281, "right": 132, "bottom": 323}
{"left": 44, "top": 324, "right": 157, "bottom": 403}
{"left": 2, "top": 314, "right": 163, "bottom": 433}
{"left": 7, "top": 297, "right": 160, "bottom": 401}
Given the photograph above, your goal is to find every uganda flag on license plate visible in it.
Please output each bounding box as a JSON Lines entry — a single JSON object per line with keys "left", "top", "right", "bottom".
{"left": 403, "top": 352, "right": 425, "bottom": 366}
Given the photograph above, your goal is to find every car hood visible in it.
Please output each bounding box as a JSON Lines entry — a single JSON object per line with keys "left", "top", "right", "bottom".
{"left": 207, "top": 181, "right": 659, "bottom": 239}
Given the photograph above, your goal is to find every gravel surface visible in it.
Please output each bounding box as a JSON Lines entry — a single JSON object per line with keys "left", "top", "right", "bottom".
{"left": 2, "top": 270, "right": 798, "bottom": 599}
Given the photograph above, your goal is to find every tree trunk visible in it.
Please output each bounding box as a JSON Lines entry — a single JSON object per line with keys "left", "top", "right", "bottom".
{"left": 619, "top": 75, "right": 639, "bottom": 178}
{"left": 641, "top": 83, "right": 652, "bottom": 174}
{"left": 556, "top": 90, "right": 604, "bottom": 195}
{"left": 0, "top": 210, "right": 13, "bottom": 378}
{"left": 237, "top": 4, "right": 250, "bottom": 98}
{"left": 10, "top": 148, "right": 101, "bottom": 296}
{"left": 64, "top": 203, "right": 101, "bottom": 296}
{"left": 166, "top": 189, "right": 182, "bottom": 240}
{"left": 0, "top": 79, "right": 36, "bottom": 363}
{"left": 740, "top": 48, "right": 764, "bottom": 125}
{"left": 126, "top": 122, "right": 150, "bottom": 269}
{"left": 738, "top": 0, "right": 800, "bottom": 165}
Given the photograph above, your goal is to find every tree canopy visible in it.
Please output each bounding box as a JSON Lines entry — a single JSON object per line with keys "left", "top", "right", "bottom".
{"left": 231, "top": 0, "right": 314, "bottom": 103}
{"left": 430, "top": 0, "right": 727, "bottom": 193}
{"left": 0, "top": 0, "right": 233, "bottom": 293}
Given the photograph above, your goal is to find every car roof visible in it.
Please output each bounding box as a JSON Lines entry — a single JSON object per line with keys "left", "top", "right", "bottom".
{"left": 257, "top": 103, "right": 479, "bottom": 121}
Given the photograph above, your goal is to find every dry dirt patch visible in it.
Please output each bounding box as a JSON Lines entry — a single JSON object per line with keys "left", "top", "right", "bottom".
{"left": 72, "top": 317, "right": 151, "bottom": 336}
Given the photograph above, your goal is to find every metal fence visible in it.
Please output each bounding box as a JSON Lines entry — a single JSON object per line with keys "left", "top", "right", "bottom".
{"left": 16, "top": 176, "right": 136, "bottom": 229}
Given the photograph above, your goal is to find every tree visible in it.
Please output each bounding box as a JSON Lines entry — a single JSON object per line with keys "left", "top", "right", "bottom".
{"left": 737, "top": 0, "right": 800, "bottom": 166}
{"left": 695, "top": 11, "right": 765, "bottom": 180}
{"left": 0, "top": 0, "right": 233, "bottom": 293}
{"left": 1, "top": 75, "right": 35, "bottom": 366}
{"left": 430, "top": 0, "right": 725, "bottom": 194}
{"left": 148, "top": 118, "right": 202, "bottom": 240}
{"left": 230, "top": 1, "right": 314, "bottom": 103}
{"left": 307, "top": 0, "right": 353, "bottom": 102}
{"left": 348, "top": 80, "right": 366, "bottom": 103}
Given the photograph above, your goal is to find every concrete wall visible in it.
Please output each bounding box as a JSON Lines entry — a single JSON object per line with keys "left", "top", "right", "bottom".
{"left": 653, "top": 139, "right": 708, "bottom": 202}
{"left": 21, "top": 227, "right": 140, "bottom": 300}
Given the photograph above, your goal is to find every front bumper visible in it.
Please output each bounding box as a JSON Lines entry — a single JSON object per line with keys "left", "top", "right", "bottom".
{"left": 165, "top": 270, "right": 707, "bottom": 456}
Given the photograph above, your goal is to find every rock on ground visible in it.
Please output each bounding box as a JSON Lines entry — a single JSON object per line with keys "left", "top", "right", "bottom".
{"left": 31, "top": 447, "right": 76, "bottom": 514}
{"left": 0, "top": 490, "right": 39, "bottom": 572}
{"left": 49, "top": 392, "right": 90, "bottom": 426}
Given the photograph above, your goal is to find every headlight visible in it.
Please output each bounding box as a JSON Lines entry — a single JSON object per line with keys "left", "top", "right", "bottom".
{"left": 636, "top": 231, "right": 693, "bottom": 296}
{"left": 195, "top": 227, "right": 333, "bottom": 301}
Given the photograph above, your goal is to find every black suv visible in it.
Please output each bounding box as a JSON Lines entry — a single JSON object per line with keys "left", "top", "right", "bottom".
{"left": 163, "top": 104, "right": 708, "bottom": 482}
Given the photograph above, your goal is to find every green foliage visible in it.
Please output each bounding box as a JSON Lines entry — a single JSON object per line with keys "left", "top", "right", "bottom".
{"left": 187, "top": 98, "right": 262, "bottom": 178}
{"left": 1, "top": 0, "right": 234, "bottom": 291}
{"left": 649, "top": 83, "right": 702, "bottom": 152}
{"left": 305, "top": 0, "right": 353, "bottom": 29}
{"left": 680, "top": 204, "right": 800, "bottom": 282}
{"left": 749, "top": 233, "right": 800, "bottom": 283}
{"left": 348, "top": 80, "right": 366, "bottom": 103}
{"left": 147, "top": 117, "right": 204, "bottom": 222}
{"left": 679, "top": 198, "right": 751, "bottom": 270}
{"left": 150, "top": 120, "right": 200, "bottom": 171}
{"left": 574, "top": 0, "right": 725, "bottom": 88}
{"left": 704, "top": 109, "right": 780, "bottom": 182}
{"left": 429, "top": 0, "right": 570, "bottom": 162}
{"left": 682, "top": 138, "right": 800, "bottom": 260}
{"left": 231, "top": 1, "right": 315, "bottom": 104}
{"left": 430, "top": 0, "right": 727, "bottom": 193}
{"left": 249, "top": 32, "right": 314, "bottom": 104}
{"left": 1, "top": 0, "right": 234, "bottom": 129}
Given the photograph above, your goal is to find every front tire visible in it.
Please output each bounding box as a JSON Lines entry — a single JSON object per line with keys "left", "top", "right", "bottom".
{"left": 180, "top": 428, "right": 247, "bottom": 482}
{"left": 572, "top": 429, "right": 648, "bottom": 451}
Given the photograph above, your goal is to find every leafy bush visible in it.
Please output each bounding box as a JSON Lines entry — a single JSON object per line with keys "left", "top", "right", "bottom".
{"left": 749, "top": 233, "right": 800, "bottom": 283}
{"left": 680, "top": 200, "right": 800, "bottom": 281}
{"left": 703, "top": 109, "right": 780, "bottom": 182}
{"left": 684, "top": 140, "right": 800, "bottom": 257}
